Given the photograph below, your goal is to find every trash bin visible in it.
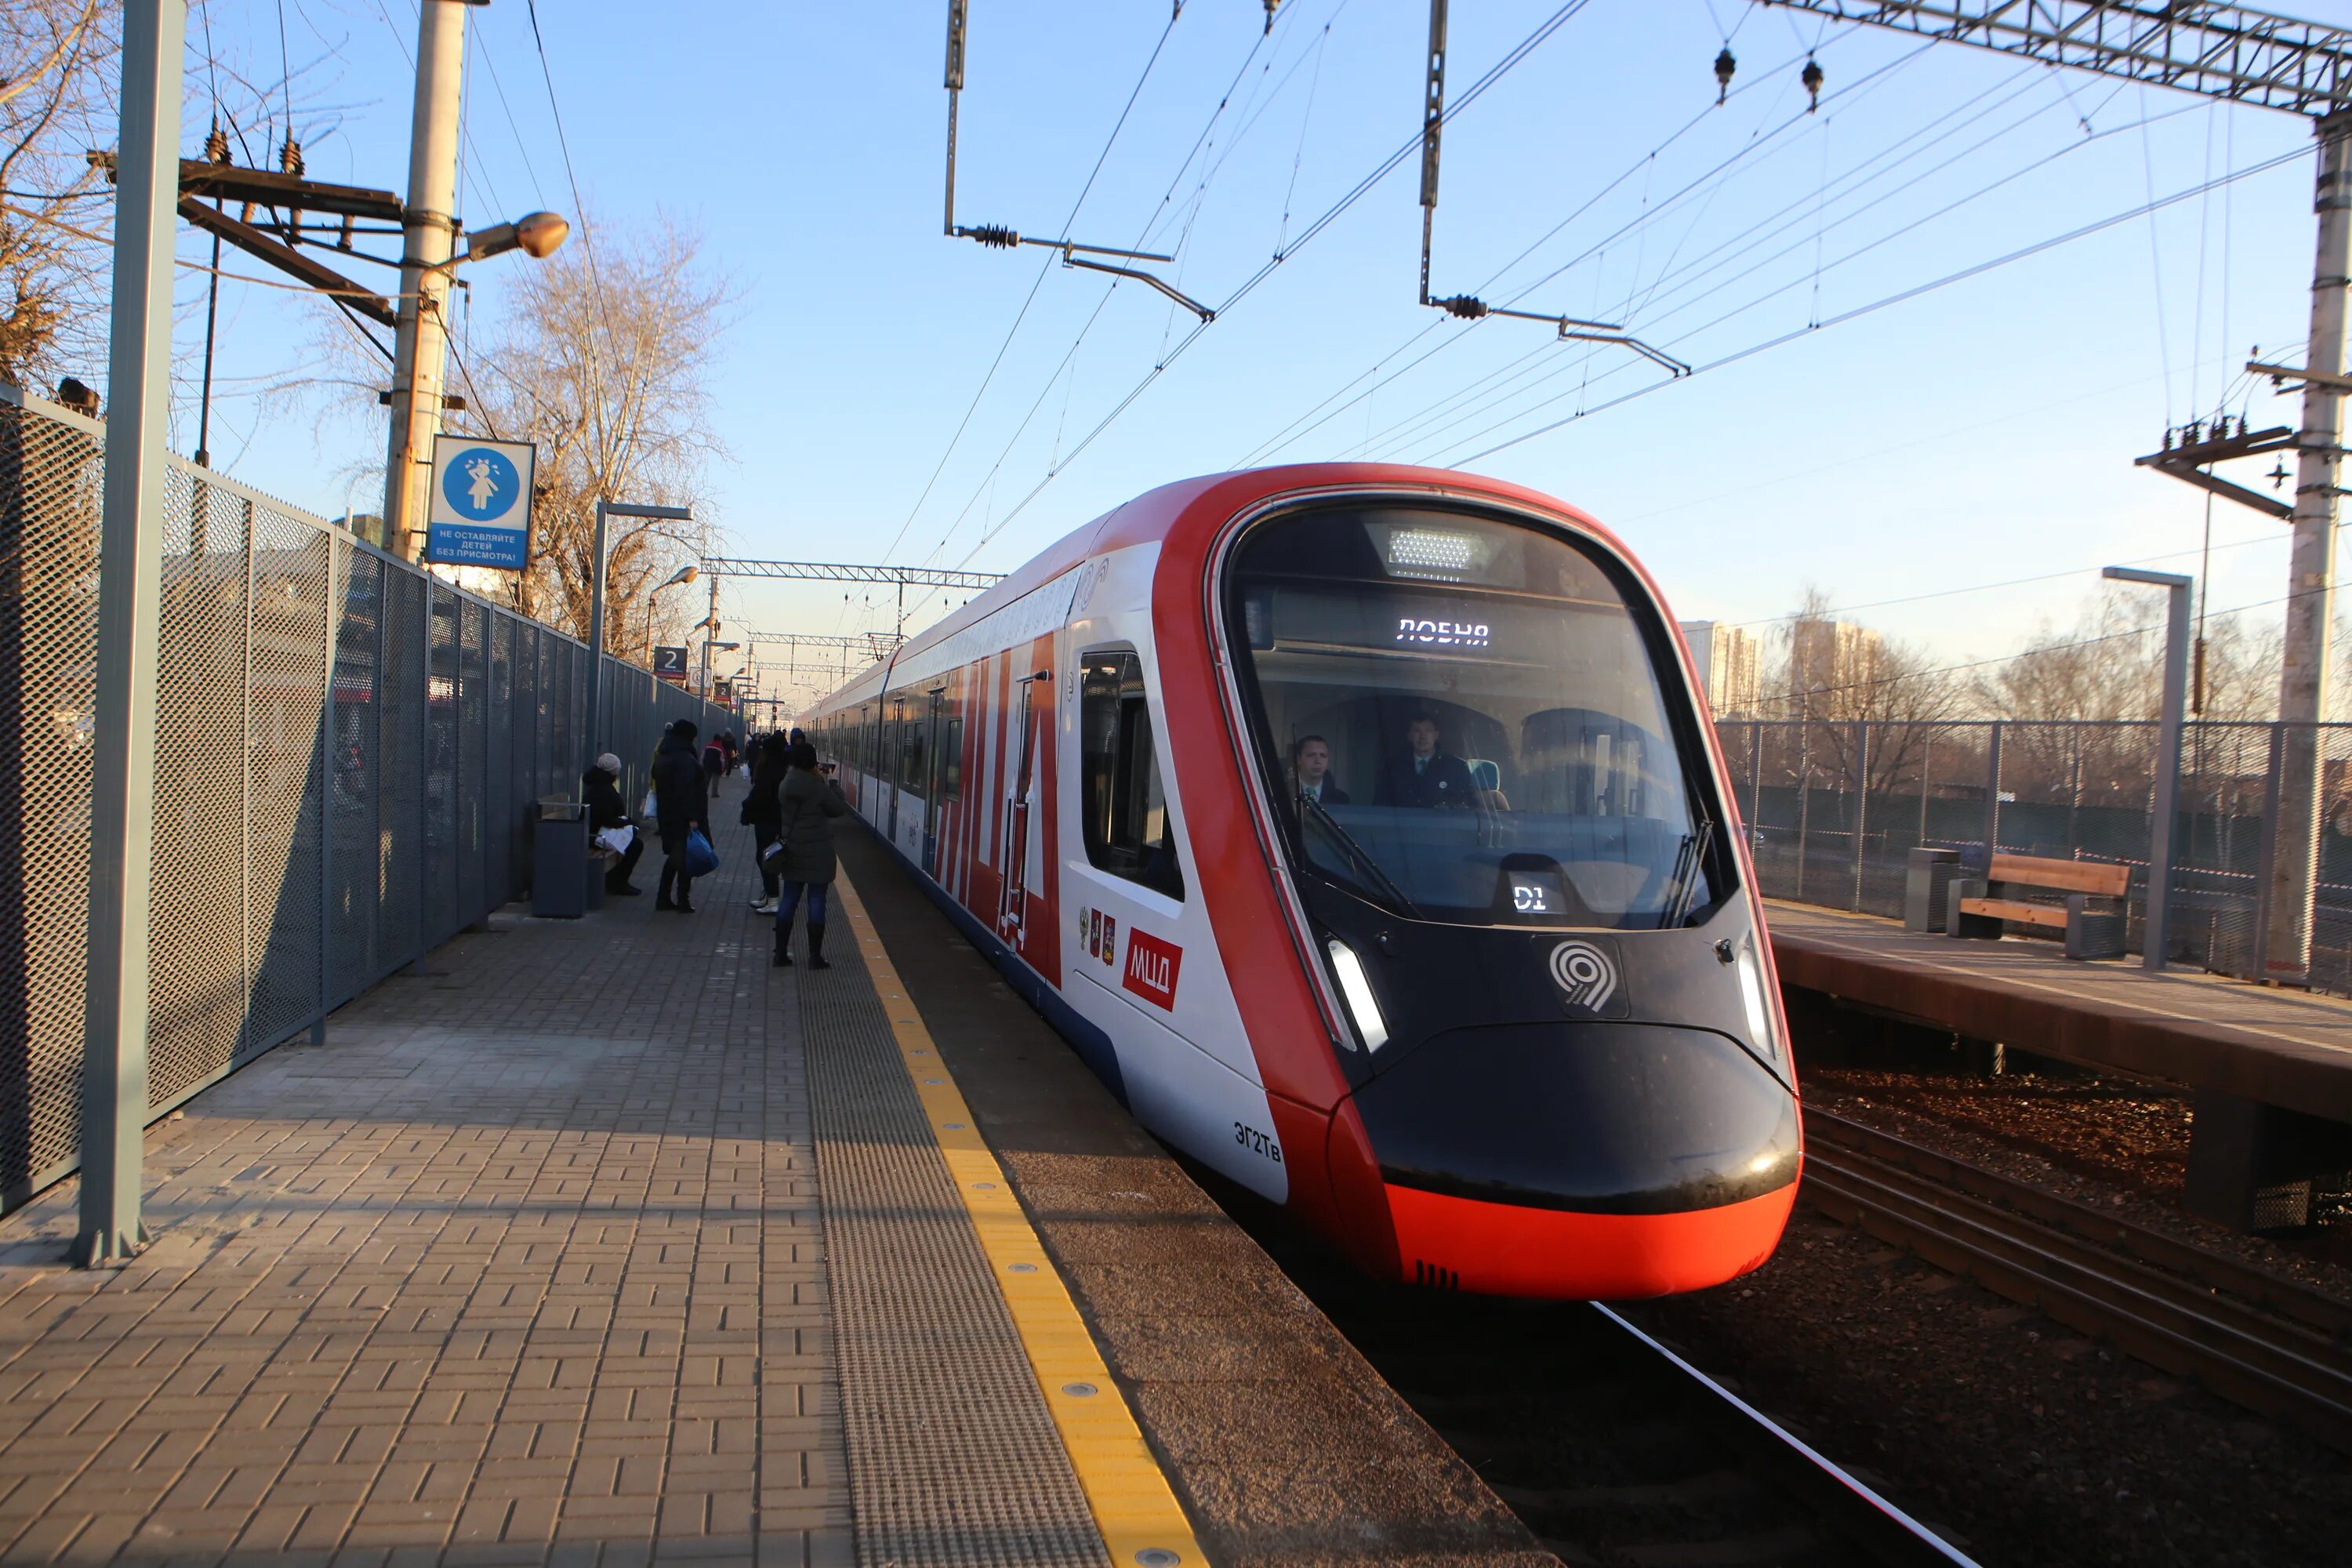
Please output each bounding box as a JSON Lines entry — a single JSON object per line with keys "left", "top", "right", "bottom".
{"left": 532, "top": 800, "right": 590, "bottom": 918}
{"left": 1904, "top": 847, "right": 1962, "bottom": 934}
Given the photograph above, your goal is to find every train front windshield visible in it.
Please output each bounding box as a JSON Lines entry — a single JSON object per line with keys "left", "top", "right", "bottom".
{"left": 1226, "top": 504, "right": 1725, "bottom": 930}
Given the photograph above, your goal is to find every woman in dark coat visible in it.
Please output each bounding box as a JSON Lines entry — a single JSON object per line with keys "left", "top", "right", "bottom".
{"left": 771, "top": 742, "right": 848, "bottom": 969}
{"left": 745, "top": 733, "right": 789, "bottom": 914}
{"left": 652, "top": 720, "right": 710, "bottom": 912}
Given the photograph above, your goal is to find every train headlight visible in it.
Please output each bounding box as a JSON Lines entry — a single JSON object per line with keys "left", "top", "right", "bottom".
{"left": 1734, "top": 937, "right": 1781, "bottom": 1066}
{"left": 1327, "top": 939, "right": 1389, "bottom": 1052}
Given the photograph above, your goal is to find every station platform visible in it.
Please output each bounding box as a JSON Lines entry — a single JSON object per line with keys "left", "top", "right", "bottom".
{"left": 1766, "top": 899, "right": 2352, "bottom": 1226}
{"left": 0, "top": 785, "right": 1547, "bottom": 1567}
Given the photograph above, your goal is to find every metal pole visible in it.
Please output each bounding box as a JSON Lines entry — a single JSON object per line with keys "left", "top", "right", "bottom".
{"left": 382, "top": 0, "right": 470, "bottom": 559}
{"left": 1852, "top": 720, "right": 1869, "bottom": 912}
{"left": 2267, "top": 111, "right": 2352, "bottom": 985}
{"left": 584, "top": 498, "right": 608, "bottom": 777}
{"left": 74, "top": 0, "right": 183, "bottom": 1269}
{"left": 1983, "top": 720, "right": 2004, "bottom": 869}
{"left": 2106, "top": 567, "right": 2194, "bottom": 971}
{"left": 702, "top": 574, "right": 719, "bottom": 695}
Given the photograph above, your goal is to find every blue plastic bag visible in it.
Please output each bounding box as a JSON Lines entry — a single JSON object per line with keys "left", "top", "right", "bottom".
{"left": 683, "top": 828, "right": 720, "bottom": 879}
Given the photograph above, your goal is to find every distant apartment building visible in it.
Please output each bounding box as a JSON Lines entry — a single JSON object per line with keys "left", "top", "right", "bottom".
{"left": 1678, "top": 620, "right": 1762, "bottom": 718}
{"left": 1786, "top": 616, "right": 1883, "bottom": 720}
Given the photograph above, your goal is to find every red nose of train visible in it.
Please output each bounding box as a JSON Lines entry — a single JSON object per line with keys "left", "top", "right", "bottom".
{"left": 1346, "top": 1020, "right": 1803, "bottom": 1299}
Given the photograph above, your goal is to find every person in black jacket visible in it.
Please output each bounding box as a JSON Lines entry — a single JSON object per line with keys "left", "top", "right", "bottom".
{"left": 583, "top": 753, "right": 644, "bottom": 895}
{"left": 1379, "top": 713, "right": 1479, "bottom": 809}
{"left": 771, "top": 742, "right": 849, "bottom": 970}
{"left": 653, "top": 720, "right": 710, "bottom": 912}
{"left": 744, "top": 733, "right": 788, "bottom": 915}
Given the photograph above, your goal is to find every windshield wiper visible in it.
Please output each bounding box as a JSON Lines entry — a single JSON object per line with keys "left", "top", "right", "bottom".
{"left": 1660, "top": 816, "right": 1714, "bottom": 930}
{"left": 1298, "top": 792, "right": 1420, "bottom": 916}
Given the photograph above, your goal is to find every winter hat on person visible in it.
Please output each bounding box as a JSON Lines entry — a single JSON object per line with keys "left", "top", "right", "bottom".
{"left": 596, "top": 753, "right": 622, "bottom": 776}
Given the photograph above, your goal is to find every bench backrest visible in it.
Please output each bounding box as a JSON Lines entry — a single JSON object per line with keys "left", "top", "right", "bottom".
{"left": 1987, "top": 853, "right": 2130, "bottom": 898}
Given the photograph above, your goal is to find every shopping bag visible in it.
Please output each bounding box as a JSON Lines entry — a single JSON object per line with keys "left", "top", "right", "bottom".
{"left": 641, "top": 789, "right": 657, "bottom": 818}
{"left": 684, "top": 828, "right": 720, "bottom": 879}
{"left": 595, "top": 824, "right": 636, "bottom": 855}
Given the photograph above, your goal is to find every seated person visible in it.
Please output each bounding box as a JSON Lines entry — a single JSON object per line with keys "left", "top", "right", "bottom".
{"left": 1381, "top": 714, "right": 1480, "bottom": 809}
{"left": 1293, "top": 735, "right": 1350, "bottom": 806}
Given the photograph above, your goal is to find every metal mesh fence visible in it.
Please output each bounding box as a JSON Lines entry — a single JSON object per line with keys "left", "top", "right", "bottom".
{"left": 1729, "top": 713, "right": 2352, "bottom": 999}
{"left": 0, "top": 387, "right": 731, "bottom": 1210}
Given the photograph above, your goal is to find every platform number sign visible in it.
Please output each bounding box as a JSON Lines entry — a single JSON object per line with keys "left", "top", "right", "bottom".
{"left": 423, "top": 434, "right": 536, "bottom": 570}
{"left": 652, "top": 646, "right": 689, "bottom": 684}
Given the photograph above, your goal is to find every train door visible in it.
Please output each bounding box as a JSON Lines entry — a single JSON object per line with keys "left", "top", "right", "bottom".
{"left": 997, "top": 671, "right": 1045, "bottom": 944}
{"left": 884, "top": 699, "right": 902, "bottom": 840}
{"left": 920, "top": 689, "right": 945, "bottom": 877}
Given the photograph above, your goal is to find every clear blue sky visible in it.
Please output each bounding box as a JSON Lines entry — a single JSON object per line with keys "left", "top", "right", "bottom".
{"left": 175, "top": 0, "right": 2352, "bottom": 703}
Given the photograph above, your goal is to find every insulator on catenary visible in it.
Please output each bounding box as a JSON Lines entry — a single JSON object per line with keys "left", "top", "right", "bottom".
{"left": 279, "top": 133, "right": 303, "bottom": 177}
{"left": 1802, "top": 58, "right": 1824, "bottom": 112}
{"left": 1714, "top": 47, "right": 1736, "bottom": 106}
{"left": 1434, "top": 295, "right": 1489, "bottom": 320}
{"left": 961, "top": 223, "right": 1020, "bottom": 249}
{"left": 204, "top": 122, "right": 230, "bottom": 164}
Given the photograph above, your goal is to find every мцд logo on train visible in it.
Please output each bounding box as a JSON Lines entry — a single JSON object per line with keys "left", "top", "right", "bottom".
{"left": 1122, "top": 927, "right": 1182, "bottom": 1009}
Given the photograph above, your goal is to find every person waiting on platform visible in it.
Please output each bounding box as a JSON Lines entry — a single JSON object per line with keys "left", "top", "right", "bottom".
{"left": 583, "top": 753, "right": 644, "bottom": 895}
{"left": 1293, "top": 735, "right": 1349, "bottom": 806}
{"left": 745, "top": 731, "right": 789, "bottom": 916}
{"left": 770, "top": 742, "right": 849, "bottom": 970}
{"left": 1381, "top": 713, "right": 1480, "bottom": 808}
{"left": 654, "top": 720, "right": 710, "bottom": 913}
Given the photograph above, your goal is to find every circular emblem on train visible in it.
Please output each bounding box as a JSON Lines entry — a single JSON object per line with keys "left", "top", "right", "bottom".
{"left": 1549, "top": 938, "right": 1619, "bottom": 1012}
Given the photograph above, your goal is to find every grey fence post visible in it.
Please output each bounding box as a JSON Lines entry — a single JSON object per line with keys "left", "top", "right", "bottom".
{"left": 314, "top": 540, "right": 336, "bottom": 1044}
{"left": 1852, "top": 720, "right": 1869, "bottom": 911}
{"left": 1983, "top": 720, "right": 2004, "bottom": 868}
{"left": 2253, "top": 722, "right": 2287, "bottom": 981}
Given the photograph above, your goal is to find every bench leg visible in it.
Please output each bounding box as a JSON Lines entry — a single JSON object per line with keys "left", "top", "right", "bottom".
{"left": 1944, "top": 879, "right": 2002, "bottom": 939}
{"left": 2184, "top": 1091, "right": 2352, "bottom": 1232}
{"left": 2061, "top": 893, "right": 2125, "bottom": 960}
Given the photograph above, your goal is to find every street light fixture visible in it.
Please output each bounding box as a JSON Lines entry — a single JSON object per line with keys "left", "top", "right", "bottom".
{"left": 644, "top": 564, "right": 698, "bottom": 660}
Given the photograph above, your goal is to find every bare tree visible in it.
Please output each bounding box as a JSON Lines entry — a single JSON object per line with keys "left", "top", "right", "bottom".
{"left": 437, "top": 212, "right": 736, "bottom": 653}
{"left": 1, "top": 0, "right": 118, "bottom": 388}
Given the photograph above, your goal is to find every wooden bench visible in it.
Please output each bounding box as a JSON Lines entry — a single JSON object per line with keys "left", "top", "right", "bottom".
{"left": 1947, "top": 853, "right": 2130, "bottom": 960}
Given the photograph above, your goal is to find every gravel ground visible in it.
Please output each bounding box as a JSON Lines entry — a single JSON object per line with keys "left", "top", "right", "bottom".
{"left": 1617, "top": 1206, "right": 2352, "bottom": 1567}
{"left": 1805, "top": 1065, "right": 2352, "bottom": 1294}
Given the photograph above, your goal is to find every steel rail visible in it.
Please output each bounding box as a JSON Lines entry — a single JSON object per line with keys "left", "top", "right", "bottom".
{"left": 1591, "top": 1305, "right": 1980, "bottom": 1566}
{"left": 1804, "top": 1110, "right": 2352, "bottom": 1453}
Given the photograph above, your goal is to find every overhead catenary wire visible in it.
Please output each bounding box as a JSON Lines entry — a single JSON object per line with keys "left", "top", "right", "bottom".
{"left": 876, "top": 7, "right": 1190, "bottom": 569}
{"left": 1443, "top": 142, "right": 2306, "bottom": 468}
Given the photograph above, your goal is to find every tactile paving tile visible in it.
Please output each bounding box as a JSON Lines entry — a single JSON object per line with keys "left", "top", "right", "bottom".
{"left": 800, "top": 930, "right": 1111, "bottom": 1567}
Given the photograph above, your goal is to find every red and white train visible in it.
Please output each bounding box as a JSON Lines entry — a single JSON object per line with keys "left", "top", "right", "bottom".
{"left": 803, "top": 464, "right": 1800, "bottom": 1298}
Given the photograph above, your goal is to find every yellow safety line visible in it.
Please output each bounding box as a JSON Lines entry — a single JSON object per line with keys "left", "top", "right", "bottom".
{"left": 833, "top": 869, "right": 1205, "bottom": 1568}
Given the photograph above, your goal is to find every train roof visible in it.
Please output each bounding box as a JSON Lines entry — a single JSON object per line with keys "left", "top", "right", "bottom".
{"left": 797, "top": 462, "right": 1610, "bottom": 720}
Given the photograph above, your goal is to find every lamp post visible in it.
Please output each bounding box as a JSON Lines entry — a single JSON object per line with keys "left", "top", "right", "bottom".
{"left": 642, "top": 564, "right": 698, "bottom": 661}
{"left": 2103, "top": 565, "right": 2193, "bottom": 971}
{"left": 584, "top": 499, "right": 692, "bottom": 772}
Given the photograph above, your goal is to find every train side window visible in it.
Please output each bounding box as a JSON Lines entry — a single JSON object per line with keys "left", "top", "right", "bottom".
{"left": 943, "top": 717, "right": 964, "bottom": 800}
{"left": 1079, "top": 649, "right": 1185, "bottom": 900}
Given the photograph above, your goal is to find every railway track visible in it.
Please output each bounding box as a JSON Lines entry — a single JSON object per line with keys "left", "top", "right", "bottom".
{"left": 1255, "top": 1229, "right": 1973, "bottom": 1566}
{"left": 1803, "top": 1109, "right": 2352, "bottom": 1454}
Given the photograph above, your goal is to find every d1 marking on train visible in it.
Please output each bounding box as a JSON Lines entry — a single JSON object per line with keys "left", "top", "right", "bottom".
{"left": 1121, "top": 927, "right": 1182, "bottom": 1010}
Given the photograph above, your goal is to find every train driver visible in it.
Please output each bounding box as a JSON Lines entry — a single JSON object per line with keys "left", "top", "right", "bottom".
{"left": 1381, "top": 713, "right": 1481, "bottom": 809}
{"left": 1293, "top": 735, "right": 1350, "bottom": 806}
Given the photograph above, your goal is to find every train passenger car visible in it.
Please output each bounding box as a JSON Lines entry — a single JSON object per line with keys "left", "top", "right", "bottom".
{"left": 803, "top": 463, "right": 1800, "bottom": 1298}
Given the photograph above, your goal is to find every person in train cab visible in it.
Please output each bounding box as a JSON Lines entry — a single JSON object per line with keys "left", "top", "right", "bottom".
{"left": 745, "top": 732, "right": 789, "bottom": 916}
{"left": 654, "top": 720, "right": 710, "bottom": 913}
{"left": 771, "top": 742, "right": 849, "bottom": 971}
{"left": 583, "top": 753, "right": 644, "bottom": 895}
{"left": 1292, "top": 735, "right": 1350, "bottom": 806}
{"left": 1381, "top": 713, "right": 1479, "bottom": 808}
